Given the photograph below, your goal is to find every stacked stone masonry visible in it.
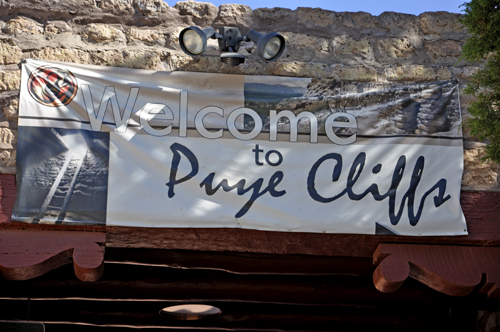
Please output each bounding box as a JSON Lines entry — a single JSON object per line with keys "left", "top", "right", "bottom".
{"left": 0, "top": 0, "right": 496, "bottom": 190}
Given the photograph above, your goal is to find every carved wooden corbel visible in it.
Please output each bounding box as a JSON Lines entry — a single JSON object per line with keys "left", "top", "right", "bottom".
{"left": 373, "top": 243, "right": 500, "bottom": 298}
{"left": 0, "top": 229, "right": 105, "bottom": 281}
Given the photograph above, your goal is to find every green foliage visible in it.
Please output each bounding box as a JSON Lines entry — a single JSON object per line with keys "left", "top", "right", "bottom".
{"left": 459, "top": 0, "right": 500, "bottom": 163}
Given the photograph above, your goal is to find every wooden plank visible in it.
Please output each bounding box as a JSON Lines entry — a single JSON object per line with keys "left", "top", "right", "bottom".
{"left": 0, "top": 298, "right": 478, "bottom": 331}
{"left": 0, "top": 229, "right": 105, "bottom": 281}
{"left": 0, "top": 261, "right": 494, "bottom": 331}
{"left": 104, "top": 227, "right": 500, "bottom": 258}
{"left": 373, "top": 244, "right": 500, "bottom": 298}
{"left": 104, "top": 248, "right": 375, "bottom": 276}
{"left": 1, "top": 262, "right": 495, "bottom": 309}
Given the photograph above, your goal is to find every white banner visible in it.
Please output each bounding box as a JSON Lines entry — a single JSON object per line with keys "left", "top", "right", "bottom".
{"left": 13, "top": 59, "right": 467, "bottom": 236}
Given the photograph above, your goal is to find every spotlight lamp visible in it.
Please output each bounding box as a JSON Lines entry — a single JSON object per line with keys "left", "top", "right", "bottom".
{"left": 246, "top": 30, "right": 285, "bottom": 62}
{"left": 178, "top": 26, "right": 286, "bottom": 67}
{"left": 179, "top": 26, "right": 216, "bottom": 56}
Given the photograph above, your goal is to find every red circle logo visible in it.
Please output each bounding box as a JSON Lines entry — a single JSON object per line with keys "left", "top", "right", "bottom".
{"left": 28, "top": 66, "right": 78, "bottom": 107}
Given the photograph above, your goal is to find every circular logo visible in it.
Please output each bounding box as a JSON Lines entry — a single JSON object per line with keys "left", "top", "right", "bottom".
{"left": 28, "top": 66, "right": 78, "bottom": 107}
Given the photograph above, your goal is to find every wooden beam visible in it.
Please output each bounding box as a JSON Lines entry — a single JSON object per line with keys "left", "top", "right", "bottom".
{"left": 2, "top": 262, "right": 497, "bottom": 309}
{"left": 373, "top": 244, "right": 500, "bottom": 298}
{"left": 0, "top": 298, "right": 478, "bottom": 331}
{"left": 104, "top": 248, "right": 374, "bottom": 276}
{"left": 0, "top": 229, "right": 105, "bottom": 281}
{"left": 0, "top": 260, "right": 495, "bottom": 331}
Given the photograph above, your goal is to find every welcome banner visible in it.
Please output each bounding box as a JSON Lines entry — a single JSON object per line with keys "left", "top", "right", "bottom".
{"left": 13, "top": 59, "right": 467, "bottom": 236}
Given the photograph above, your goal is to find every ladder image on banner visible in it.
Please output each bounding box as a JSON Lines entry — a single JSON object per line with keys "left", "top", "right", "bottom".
{"left": 12, "top": 127, "right": 109, "bottom": 226}
{"left": 33, "top": 152, "right": 87, "bottom": 224}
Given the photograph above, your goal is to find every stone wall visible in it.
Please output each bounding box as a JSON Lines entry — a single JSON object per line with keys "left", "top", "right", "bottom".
{"left": 0, "top": 0, "right": 497, "bottom": 190}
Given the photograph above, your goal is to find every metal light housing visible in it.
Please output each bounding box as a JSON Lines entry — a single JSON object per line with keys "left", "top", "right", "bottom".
{"left": 178, "top": 26, "right": 286, "bottom": 66}
{"left": 246, "top": 30, "right": 286, "bottom": 62}
{"left": 218, "top": 27, "right": 246, "bottom": 66}
{"left": 220, "top": 52, "right": 246, "bottom": 66}
{"left": 179, "top": 26, "right": 216, "bottom": 56}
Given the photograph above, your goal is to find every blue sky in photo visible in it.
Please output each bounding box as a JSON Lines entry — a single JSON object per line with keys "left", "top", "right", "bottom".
{"left": 170, "top": 0, "right": 465, "bottom": 16}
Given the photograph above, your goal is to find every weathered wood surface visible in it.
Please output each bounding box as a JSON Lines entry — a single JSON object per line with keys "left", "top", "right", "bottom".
{"left": 2, "top": 260, "right": 498, "bottom": 308}
{"left": 373, "top": 243, "right": 500, "bottom": 298}
{"left": 105, "top": 248, "right": 375, "bottom": 276}
{"left": 0, "top": 229, "right": 105, "bottom": 281}
{"left": 0, "top": 298, "right": 477, "bottom": 332}
{"left": 0, "top": 262, "right": 487, "bottom": 331}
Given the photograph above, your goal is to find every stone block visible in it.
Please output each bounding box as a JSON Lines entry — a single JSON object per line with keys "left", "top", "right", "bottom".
{"left": 83, "top": 23, "right": 120, "bottom": 43}
{"left": 134, "top": 0, "right": 169, "bottom": 15}
{"left": 90, "top": 50, "right": 126, "bottom": 67}
{"left": 253, "top": 7, "right": 295, "bottom": 21}
{"left": 0, "top": 43, "right": 22, "bottom": 65}
{"left": 45, "top": 21, "right": 73, "bottom": 35}
{"left": 3, "top": 17, "right": 43, "bottom": 35}
{"left": 165, "top": 53, "right": 192, "bottom": 71}
{"left": 0, "top": 149, "right": 16, "bottom": 170}
{"left": 214, "top": 3, "right": 253, "bottom": 29}
{"left": 0, "top": 71, "right": 21, "bottom": 92}
{"left": 279, "top": 32, "right": 330, "bottom": 63}
{"left": 122, "top": 50, "right": 165, "bottom": 70}
{"left": 328, "top": 64, "right": 377, "bottom": 81}
{"left": 434, "top": 66, "right": 452, "bottom": 80}
{"left": 382, "top": 65, "right": 436, "bottom": 81}
{"left": 165, "top": 26, "right": 185, "bottom": 46}
{"left": 91, "top": 50, "right": 165, "bottom": 70}
{"left": 296, "top": 7, "right": 334, "bottom": 27}
{"left": 270, "top": 61, "right": 328, "bottom": 78}
{"left": 425, "top": 40, "right": 462, "bottom": 58}
{"left": 332, "top": 36, "right": 374, "bottom": 63}
{"left": 376, "top": 12, "right": 419, "bottom": 30}
{"left": 167, "top": 54, "right": 232, "bottom": 74}
{"left": 100, "top": 0, "right": 135, "bottom": 14}
{"left": 378, "top": 37, "right": 415, "bottom": 59}
{"left": 0, "top": 128, "right": 16, "bottom": 149}
{"left": 419, "top": 12, "right": 462, "bottom": 35}
{"left": 2, "top": 97, "right": 18, "bottom": 122}
{"left": 339, "top": 11, "right": 376, "bottom": 28}
{"left": 31, "top": 48, "right": 92, "bottom": 64}
{"left": 174, "top": 1, "right": 218, "bottom": 25}
{"left": 127, "top": 28, "right": 166, "bottom": 46}
{"left": 462, "top": 147, "right": 499, "bottom": 190}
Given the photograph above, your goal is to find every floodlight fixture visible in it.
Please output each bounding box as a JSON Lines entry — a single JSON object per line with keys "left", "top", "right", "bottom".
{"left": 178, "top": 26, "right": 286, "bottom": 67}
{"left": 246, "top": 30, "right": 286, "bottom": 62}
{"left": 179, "top": 26, "right": 216, "bottom": 56}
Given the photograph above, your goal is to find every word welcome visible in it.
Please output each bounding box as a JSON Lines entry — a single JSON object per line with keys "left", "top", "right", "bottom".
{"left": 81, "top": 86, "right": 358, "bottom": 145}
